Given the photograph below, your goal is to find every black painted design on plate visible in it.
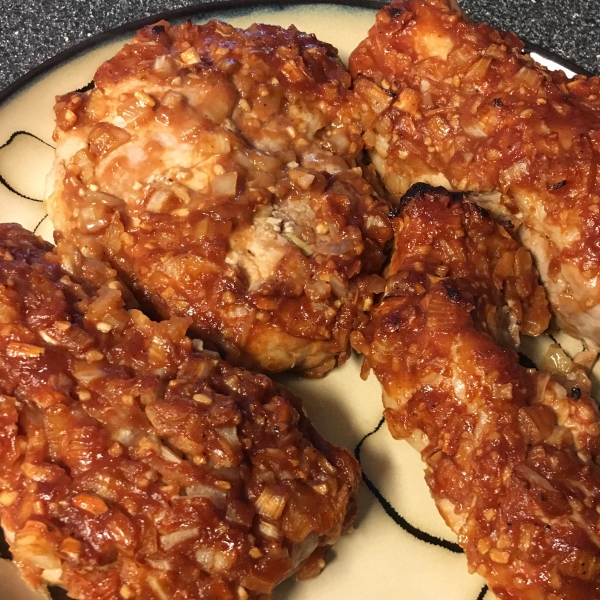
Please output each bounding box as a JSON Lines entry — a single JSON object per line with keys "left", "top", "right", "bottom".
{"left": 0, "top": 5, "right": 588, "bottom": 599}
{"left": 354, "top": 417, "right": 463, "bottom": 554}
{"left": 0, "top": 130, "right": 54, "bottom": 203}
{"left": 0, "top": 174, "right": 43, "bottom": 203}
{"left": 34, "top": 214, "right": 49, "bottom": 234}
{"left": 0, "top": 130, "right": 54, "bottom": 151}
{"left": 356, "top": 419, "right": 495, "bottom": 598}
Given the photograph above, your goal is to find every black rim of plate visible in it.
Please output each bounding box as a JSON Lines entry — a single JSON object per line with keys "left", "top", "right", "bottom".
{"left": 0, "top": 0, "right": 385, "bottom": 107}
{"left": 0, "top": 0, "right": 591, "bottom": 108}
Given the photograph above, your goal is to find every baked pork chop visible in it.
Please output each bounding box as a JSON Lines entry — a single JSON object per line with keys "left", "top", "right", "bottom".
{"left": 350, "top": 0, "right": 600, "bottom": 348}
{"left": 47, "top": 20, "right": 392, "bottom": 377}
{"left": 352, "top": 184, "right": 600, "bottom": 600}
{"left": 0, "top": 223, "right": 360, "bottom": 600}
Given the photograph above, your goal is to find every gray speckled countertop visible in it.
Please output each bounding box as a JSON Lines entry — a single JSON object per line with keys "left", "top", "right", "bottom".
{"left": 0, "top": 0, "right": 598, "bottom": 97}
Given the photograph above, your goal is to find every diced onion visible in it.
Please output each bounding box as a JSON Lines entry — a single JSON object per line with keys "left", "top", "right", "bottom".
{"left": 72, "top": 361, "right": 106, "bottom": 384}
{"left": 218, "top": 426, "right": 240, "bottom": 448}
{"left": 160, "top": 445, "right": 182, "bottom": 464}
{"left": 355, "top": 78, "right": 393, "bottom": 114}
{"left": 464, "top": 124, "right": 488, "bottom": 138}
{"left": 212, "top": 172, "right": 238, "bottom": 197}
{"left": 514, "top": 66, "right": 543, "bottom": 90}
{"left": 41, "top": 568, "right": 63, "bottom": 584}
{"left": 394, "top": 88, "right": 420, "bottom": 115}
{"left": 147, "top": 575, "right": 170, "bottom": 600}
{"left": 160, "top": 527, "right": 199, "bottom": 551}
{"left": 465, "top": 56, "right": 492, "bottom": 80}
{"left": 328, "top": 274, "right": 348, "bottom": 299}
{"left": 514, "top": 464, "right": 558, "bottom": 492}
{"left": 195, "top": 547, "right": 234, "bottom": 572}
{"left": 498, "top": 160, "right": 530, "bottom": 188}
{"left": 146, "top": 189, "right": 173, "bottom": 213}
{"left": 258, "top": 520, "right": 281, "bottom": 540}
{"left": 145, "top": 558, "right": 173, "bottom": 571}
{"left": 185, "top": 484, "right": 227, "bottom": 509}
{"left": 255, "top": 487, "right": 287, "bottom": 519}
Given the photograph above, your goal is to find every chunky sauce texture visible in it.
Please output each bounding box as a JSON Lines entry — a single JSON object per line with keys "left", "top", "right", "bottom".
{"left": 350, "top": 0, "right": 600, "bottom": 348}
{"left": 0, "top": 223, "right": 360, "bottom": 600}
{"left": 353, "top": 185, "right": 600, "bottom": 600}
{"left": 48, "top": 20, "right": 392, "bottom": 377}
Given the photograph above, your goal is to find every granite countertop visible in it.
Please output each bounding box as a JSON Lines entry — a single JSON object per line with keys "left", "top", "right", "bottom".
{"left": 0, "top": 0, "right": 598, "bottom": 97}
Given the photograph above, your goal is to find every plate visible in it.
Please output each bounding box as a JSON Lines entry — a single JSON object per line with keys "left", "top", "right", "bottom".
{"left": 0, "top": 3, "right": 591, "bottom": 600}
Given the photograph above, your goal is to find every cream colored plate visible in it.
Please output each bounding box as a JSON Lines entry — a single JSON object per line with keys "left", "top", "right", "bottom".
{"left": 0, "top": 4, "right": 589, "bottom": 600}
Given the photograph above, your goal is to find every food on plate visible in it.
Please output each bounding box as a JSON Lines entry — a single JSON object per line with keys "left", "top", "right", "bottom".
{"left": 349, "top": 0, "right": 600, "bottom": 348}
{"left": 381, "top": 182, "right": 550, "bottom": 347}
{"left": 0, "top": 223, "right": 360, "bottom": 600}
{"left": 352, "top": 183, "right": 600, "bottom": 600}
{"left": 46, "top": 19, "right": 393, "bottom": 377}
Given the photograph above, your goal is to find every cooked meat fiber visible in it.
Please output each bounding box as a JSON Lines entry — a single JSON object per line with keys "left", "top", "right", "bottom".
{"left": 47, "top": 20, "right": 392, "bottom": 377}
{"left": 352, "top": 184, "right": 600, "bottom": 600}
{"left": 349, "top": 0, "right": 600, "bottom": 348}
{"left": 0, "top": 223, "right": 360, "bottom": 600}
